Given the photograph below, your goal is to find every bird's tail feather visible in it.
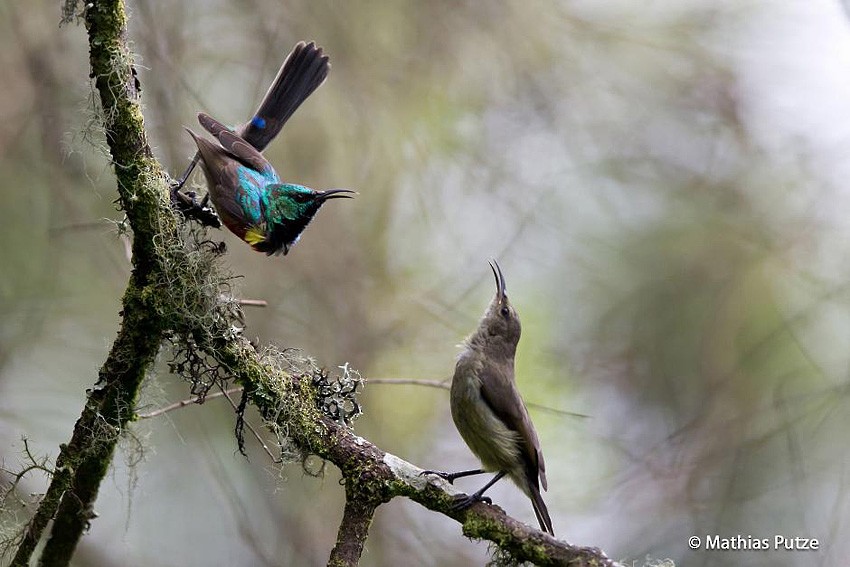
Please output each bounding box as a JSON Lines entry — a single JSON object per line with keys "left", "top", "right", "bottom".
{"left": 529, "top": 483, "right": 554, "bottom": 536}
{"left": 239, "top": 41, "right": 330, "bottom": 151}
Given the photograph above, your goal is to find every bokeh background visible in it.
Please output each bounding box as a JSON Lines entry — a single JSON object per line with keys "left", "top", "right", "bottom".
{"left": 3, "top": 1, "right": 850, "bottom": 565}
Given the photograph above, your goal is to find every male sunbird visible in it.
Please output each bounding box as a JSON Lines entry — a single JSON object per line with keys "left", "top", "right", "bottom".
{"left": 425, "top": 260, "right": 554, "bottom": 535}
{"left": 181, "top": 41, "right": 353, "bottom": 255}
{"left": 186, "top": 113, "right": 352, "bottom": 255}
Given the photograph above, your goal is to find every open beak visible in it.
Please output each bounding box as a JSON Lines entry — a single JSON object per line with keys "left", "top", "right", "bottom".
{"left": 318, "top": 189, "right": 356, "bottom": 201}
{"left": 489, "top": 259, "right": 507, "bottom": 301}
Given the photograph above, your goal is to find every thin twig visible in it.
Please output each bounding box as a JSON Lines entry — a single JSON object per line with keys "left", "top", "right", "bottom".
{"left": 218, "top": 294, "right": 268, "bottom": 308}
{"left": 235, "top": 298, "right": 268, "bottom": 307}
{"left": 137, "top": 387, "right": 244, "bottom": 419}
{"left": 1, "top": 439, "right": 53, "bottom": 508}
{"left": 368, "top": 378, "right": 451, "bottom": 388}
{"left": 138, "top": 386, "right": 278, "bottom": 462}
{"left": 368, "top": 378, "right": 591, "bottom": 418}
{"left": 217, "top": 385, "right": 279, "bottom": 463}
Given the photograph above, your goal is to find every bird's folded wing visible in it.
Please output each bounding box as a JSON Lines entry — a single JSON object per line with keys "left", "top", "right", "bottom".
{"left": 478, "top": 364, "right": 548, "bottom": 491}
{"left": 198, "top": 112, "right": 274, "bottom": 175}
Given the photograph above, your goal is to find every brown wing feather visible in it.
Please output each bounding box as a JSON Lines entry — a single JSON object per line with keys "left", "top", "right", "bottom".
{"left": 195, "top": 112, "right": 234, "bottom": 139}
{"left": 478, "top": 363, "right": 552, "bottom": 534}
{"left": 477, "top": 362, "right": 548, "bottom": 491}
{"left": 197, "top": 113, "right": 273, "bottom": 174}
{"left": 185, "top": 128, "right": 254, "bottom": 239}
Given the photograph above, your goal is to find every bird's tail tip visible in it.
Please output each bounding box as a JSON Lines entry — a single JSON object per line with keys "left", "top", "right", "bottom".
{"left": 184, "top": 127, "right": 201, "bottom": 144}
{"left": 529, "top": 484, "right": 554, "bottom": 536}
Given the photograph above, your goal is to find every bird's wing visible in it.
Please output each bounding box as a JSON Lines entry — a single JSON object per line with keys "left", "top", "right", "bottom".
{"left": 185, "top": 128, "right": 264, "bottom": 239}
{"left": 208, "top": 182, "right": 252, "bottom": 239}
{"left": 238, "top": 41, "right": 330, "bottom": 152}
{"left": 198, "top": 113, "right": 274, "bottom": 175}
{"left": 195, "top": 112, "right": 234, "bottom": 138}
{"left": 477, "top": 363, "right": 548, "bottom": 492}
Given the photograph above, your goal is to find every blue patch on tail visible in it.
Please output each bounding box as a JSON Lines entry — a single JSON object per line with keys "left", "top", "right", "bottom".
{"left": 251, "top": 116, "right": 267, "bottom": 129}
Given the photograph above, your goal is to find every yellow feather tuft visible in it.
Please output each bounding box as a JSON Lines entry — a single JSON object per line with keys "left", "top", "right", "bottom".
{"left": 244, "top": 227, "right": 266, "bottom": 246}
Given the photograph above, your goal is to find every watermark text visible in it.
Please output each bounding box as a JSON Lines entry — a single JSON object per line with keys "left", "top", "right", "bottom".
{"left": 688, "top": 535, "right": 819, "bottom": 551}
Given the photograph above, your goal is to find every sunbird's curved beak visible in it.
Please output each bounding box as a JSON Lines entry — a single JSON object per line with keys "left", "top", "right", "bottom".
{"left": 489, "top": 259, "right": 507, "bottom": 301}
{"left": 318, "top": 189, "right": 356, "bottom": 201}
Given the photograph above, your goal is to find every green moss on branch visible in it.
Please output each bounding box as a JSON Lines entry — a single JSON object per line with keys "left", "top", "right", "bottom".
{"left": 11, "top": 1, "right": 173, "bottom": 564}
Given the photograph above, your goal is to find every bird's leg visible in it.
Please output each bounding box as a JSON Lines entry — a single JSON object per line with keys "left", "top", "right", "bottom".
{"left": 171, "top": 152, "right": 201, "bottom": 193}
{"left": 168, "top": 152, "right": 221, "bottom": 228}
{"left": 420, "top": 468, "right": 486, "bottom": 485}
{"left": 450, "top": 471, "right": 507, "bottom": 511}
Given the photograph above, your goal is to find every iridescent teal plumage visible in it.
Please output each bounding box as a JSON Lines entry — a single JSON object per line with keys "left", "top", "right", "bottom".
{"left": 187, "top": 113, "right": 353, "bottom": 255}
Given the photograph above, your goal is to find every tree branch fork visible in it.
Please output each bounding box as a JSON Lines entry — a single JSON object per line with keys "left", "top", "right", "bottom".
{"left": 306, "top": 413, "right": 618, "bottom": 567}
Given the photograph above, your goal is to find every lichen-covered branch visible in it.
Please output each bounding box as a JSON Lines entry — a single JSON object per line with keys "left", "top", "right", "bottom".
{"left": 11, "top": 1, "right": 171, "bottom": 565}
{"left": 33, "top": 301, "right": 165, "bottom": 566}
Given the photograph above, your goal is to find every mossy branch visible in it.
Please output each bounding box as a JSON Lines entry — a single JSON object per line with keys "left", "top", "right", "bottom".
{"left": 9, "top": 1, "right": 620, "bottom": 566}
{"left": 11, "top": 1, "right": 170, "bottom": 565}
{"left": 328, "top": 490, "right": 378, "bottom": 566}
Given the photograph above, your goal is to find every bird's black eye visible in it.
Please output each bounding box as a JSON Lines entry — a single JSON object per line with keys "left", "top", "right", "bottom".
{"left": 500, "top": 306, "right": 510, "bottom": 318}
